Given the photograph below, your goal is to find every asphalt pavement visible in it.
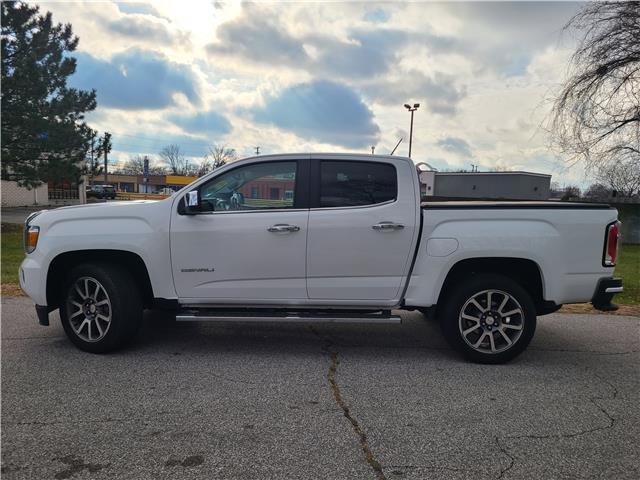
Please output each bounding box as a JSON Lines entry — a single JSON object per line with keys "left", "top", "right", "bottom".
{"left": 1, "top": 296, "right": 638, "bottom": 479}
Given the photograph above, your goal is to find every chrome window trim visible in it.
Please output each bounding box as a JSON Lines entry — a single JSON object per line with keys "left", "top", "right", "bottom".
{"left": 187, "top": 208, "right": 309, "bottom": 216}
{"left": 309, "top": 198, "right": 397, "bottom": 212}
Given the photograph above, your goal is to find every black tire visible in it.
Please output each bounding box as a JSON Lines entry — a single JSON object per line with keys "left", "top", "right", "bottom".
{"left": 439, "top": 274, "right": 536, "bottom": 364}
{"left": 60, "top": 263, "right": 142, "bottom": 353}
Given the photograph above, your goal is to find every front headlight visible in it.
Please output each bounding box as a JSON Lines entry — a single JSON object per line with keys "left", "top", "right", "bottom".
{"left": 24, "top": 225, "right": 40, "bottom": 254}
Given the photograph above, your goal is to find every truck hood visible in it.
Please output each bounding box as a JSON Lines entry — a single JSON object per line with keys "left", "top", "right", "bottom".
{"left": 28, "top": 200, "right": 167, "bottom": 229}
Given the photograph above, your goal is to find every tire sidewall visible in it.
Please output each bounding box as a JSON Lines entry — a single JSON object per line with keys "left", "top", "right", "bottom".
{"left": 60, "top": 263, "right": 141, "bottom": 353}
{"left": 440, "top": 274, "right": 537, "bottom": 364}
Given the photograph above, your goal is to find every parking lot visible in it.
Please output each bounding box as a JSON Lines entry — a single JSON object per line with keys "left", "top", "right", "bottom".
{"left": 1, "top": 295, "right": 638, "bottom": 479}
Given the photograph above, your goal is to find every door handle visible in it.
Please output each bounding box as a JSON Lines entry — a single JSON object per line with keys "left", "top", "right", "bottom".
{"left": 372, "top": 222, "right": 405, "bottom": 231}
{"left": 267, "top": 224, "right": 300, "bottom": 233}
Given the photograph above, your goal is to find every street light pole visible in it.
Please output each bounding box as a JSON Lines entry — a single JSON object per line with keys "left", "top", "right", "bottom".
{"left": 403, "top": 103, "right": 420, "bottom": 158}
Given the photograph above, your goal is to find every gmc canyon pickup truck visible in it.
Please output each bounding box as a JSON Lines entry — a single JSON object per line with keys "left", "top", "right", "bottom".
{"left": 20, "top": 153, "right": 623, "bottom": 363}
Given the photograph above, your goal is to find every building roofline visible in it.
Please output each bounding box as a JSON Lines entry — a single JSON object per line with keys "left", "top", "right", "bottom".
{"left": 434, "top": 171, "right": 552, "bottom": 178}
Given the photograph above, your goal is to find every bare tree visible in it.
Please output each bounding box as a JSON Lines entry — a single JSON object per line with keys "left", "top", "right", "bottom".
{"left": 551, "top": 2, "right": 640, "bottom": 171}
{"left": 159, "top": 144, "right": 190, "bottom": 175}
{"left": 583, "top": 182, "right": 611, "bottom": 201}
{"left": 562, "top": 185, "right": 582, "bottom": 201}
{"left": 119, "top": 155, "right": 145, "bottom": 175}
{"left": 195, "top": 157, "right": 212, "bottom": 177}
{"left": 596, "top": 158, "right": 640, "bottom": 198}
{"left": 206, "top": 144, "right": 237, "bottom": 170}
{"left": 114, "top": 155, "right": 166, "bottom": 175}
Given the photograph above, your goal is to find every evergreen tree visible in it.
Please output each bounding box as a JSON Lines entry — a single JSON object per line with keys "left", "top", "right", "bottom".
{"left": 1, "top": 1, "right": 97, "bottom": 188}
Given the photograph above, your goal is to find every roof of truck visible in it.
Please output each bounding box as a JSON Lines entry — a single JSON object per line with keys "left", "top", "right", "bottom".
{"left": 236, "top": 153, "right": 412, "bottom": 163}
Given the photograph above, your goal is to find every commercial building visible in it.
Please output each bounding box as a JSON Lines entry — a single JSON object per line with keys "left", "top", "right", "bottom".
{"left": 103, "top": 174, "right": 198, "bottom": 194}
{"left": 420, "top": 171, "right": 552, "bottom": 201}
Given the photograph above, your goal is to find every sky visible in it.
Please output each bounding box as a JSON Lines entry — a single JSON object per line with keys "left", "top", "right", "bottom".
{"left": 42, "top": 0, "right": 588, "bottom": 185}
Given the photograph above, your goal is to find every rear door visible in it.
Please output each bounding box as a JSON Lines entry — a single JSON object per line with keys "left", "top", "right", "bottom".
{"left": 306, "top": 157, "right": 419, "bottom": 301}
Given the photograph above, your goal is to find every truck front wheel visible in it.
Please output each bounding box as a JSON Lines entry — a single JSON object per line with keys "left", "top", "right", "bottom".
{"left": 440, "top": 274, "right": 536, "bottom": 364}
{"left": 60, "top": 263, "right": 142, "bottom": 353}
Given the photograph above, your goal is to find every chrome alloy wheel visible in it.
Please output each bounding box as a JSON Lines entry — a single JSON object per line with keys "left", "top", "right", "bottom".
{"left": 458, "top": 289, "right": 525, "bottom": 354}
{"left": 66, "top": 276, "right": 112, "bottom": 342}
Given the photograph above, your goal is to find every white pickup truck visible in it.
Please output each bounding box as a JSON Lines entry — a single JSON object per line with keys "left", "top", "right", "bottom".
{"left": 20, "top": 153, "right": 623, "bottom": 363}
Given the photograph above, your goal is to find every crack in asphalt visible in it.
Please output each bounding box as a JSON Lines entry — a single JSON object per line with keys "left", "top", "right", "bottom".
{"left": 495, "top": 436, "right": 515, "bottom": 479}
{"left": 494, "top": 369, "right": 619, "bottom": 479}
{"left": 309, "top": 326, "right": 387, "bottom": 480}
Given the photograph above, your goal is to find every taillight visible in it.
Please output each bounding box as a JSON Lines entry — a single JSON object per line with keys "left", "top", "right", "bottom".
{"left": 603, "top": 221, "right": 621, "bottom": 267}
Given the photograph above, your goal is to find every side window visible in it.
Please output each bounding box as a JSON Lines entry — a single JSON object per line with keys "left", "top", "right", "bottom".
{"left": 200, "top": 161, "right": 297, "bottom": 211}
{"left": 319, "top": 161, "right": 397, "bottom": 208}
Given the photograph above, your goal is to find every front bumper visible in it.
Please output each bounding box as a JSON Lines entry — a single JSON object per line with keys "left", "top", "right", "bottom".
{"left": 19, "top": 256, "right": 48, "bottom": 306}
{"left": 591, "top": 277, "right": 623, "bottom": 311}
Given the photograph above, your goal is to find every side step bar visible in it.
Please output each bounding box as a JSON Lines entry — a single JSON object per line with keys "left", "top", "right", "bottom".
{"left": 175, "top": 310, "right": 401, "bottom": 324}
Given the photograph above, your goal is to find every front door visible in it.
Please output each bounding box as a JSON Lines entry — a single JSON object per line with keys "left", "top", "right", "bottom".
{"left": 170, "top": 159, "right": 308, "bottom": 302}
{"left": 306, "top": 158, "right": 418, "bottom": 302}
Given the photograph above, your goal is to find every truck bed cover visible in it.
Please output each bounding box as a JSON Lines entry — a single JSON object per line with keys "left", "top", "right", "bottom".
{"left": 421, "top": 200, "right": 613, "bottom": 210}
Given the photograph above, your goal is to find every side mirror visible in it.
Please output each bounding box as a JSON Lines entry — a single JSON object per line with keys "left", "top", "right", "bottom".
{"left": 180, "top": 189, "right": 201, "bottom": 215}
{"left": 186, "top": 190, "right": 199, "bottom": 208}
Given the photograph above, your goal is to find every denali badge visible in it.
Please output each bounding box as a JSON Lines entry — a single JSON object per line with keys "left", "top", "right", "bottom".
{"left": 181, "top": 268, "right": 215, "bottom": 273}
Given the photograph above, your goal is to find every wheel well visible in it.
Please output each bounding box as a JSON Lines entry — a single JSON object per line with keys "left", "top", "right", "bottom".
{"left": 47, "top": 250, "right": 154, "bottom": 308}
{"left": 437, "top": 257, "right": 545, "bottom": 313}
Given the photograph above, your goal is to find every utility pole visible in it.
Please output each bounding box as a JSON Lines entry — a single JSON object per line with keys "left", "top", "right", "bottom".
{"left": 255, "top": 146, "right": 260, "bottom": 155}
{"left": 403, "top": 103, "right": 420, "bottom": 158}
{"left": 102, "top": 132, "right": 112, "bottom": 184}
{"left": 143, "top": 155, "right": 149, "bottom": 194}
{"left": 371, "top": 146, "right": 375, "bottom": 154}
{"left": 90, "top": 132, "right": 95, "bottom": 186}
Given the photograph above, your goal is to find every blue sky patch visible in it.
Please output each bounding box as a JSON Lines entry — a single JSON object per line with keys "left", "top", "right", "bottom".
{"left": 169, "top": 111, "right": 232, "bottom": 138}
{"left": 363, "top": 8, "right": 390, "bottom": 24}
{"left": 253, "top": 80, "right": 380, "bottom": 149}
{"left": 69, "top": 49, "right": 199, "bottom": 110}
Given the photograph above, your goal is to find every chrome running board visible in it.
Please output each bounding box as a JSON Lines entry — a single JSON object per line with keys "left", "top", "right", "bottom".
{"left": 175, "top": 309, "right": 401, "bottom": 324}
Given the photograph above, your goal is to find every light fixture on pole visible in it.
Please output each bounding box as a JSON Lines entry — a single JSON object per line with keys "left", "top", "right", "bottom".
{"left": 404, "top": 103, "right": 419, "bottom": 158}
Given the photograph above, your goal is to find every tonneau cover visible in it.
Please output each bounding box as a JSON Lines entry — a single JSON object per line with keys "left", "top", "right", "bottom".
{"left": 421, "top": 200, "right": 612, "bottom": 209}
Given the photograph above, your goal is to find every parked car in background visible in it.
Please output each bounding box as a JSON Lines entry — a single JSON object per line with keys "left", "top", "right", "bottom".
{"left": 21, "top": 153, "right": 622, "bottom": 363}
{"left": 86, "top": 185, "right": 116, "bottom": 200}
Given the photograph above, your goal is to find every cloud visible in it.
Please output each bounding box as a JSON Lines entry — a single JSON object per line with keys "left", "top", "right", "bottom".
{"left": 207, "top": 14, "right": 308, "bottom": 66}
{"left": 365, "top": 71, "right": 467, "bottom": 116}
{"left": 424, "top": 2, "right": 582, "bottom": 77}
{"left": 311, "top": 29, "right": 407, "bottom": 78}
{"left": 105, "top": 16, "right": 188, "bottom": 45}
{"left": 207, "top": 4, "right": 407, "bottom": 79}
{"left": 437, "top": 137, "right": 473, "bottom": 158}
{"left": 252, "top": 80, "right": 380, "bottom": 148}
{"left": 168, "top": 111, "right": 232, "bottom": 137}
{"left": 69, "top": 49, "right": 200, "bottom": 110}
{"left": 421, "top": 73, "right": 468, "bottom": 115}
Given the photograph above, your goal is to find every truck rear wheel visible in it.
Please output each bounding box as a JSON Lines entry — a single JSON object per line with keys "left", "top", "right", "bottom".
{"left": 440, "top": 274, "right": 536, "bottom": 364}
{"left": 60, "top": 263, "right": 142, "bottom": 353}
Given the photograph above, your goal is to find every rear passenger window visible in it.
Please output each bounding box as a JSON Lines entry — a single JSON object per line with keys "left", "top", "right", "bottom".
{"left": 320, "top": 161, "right": 397, "bottom": 207}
